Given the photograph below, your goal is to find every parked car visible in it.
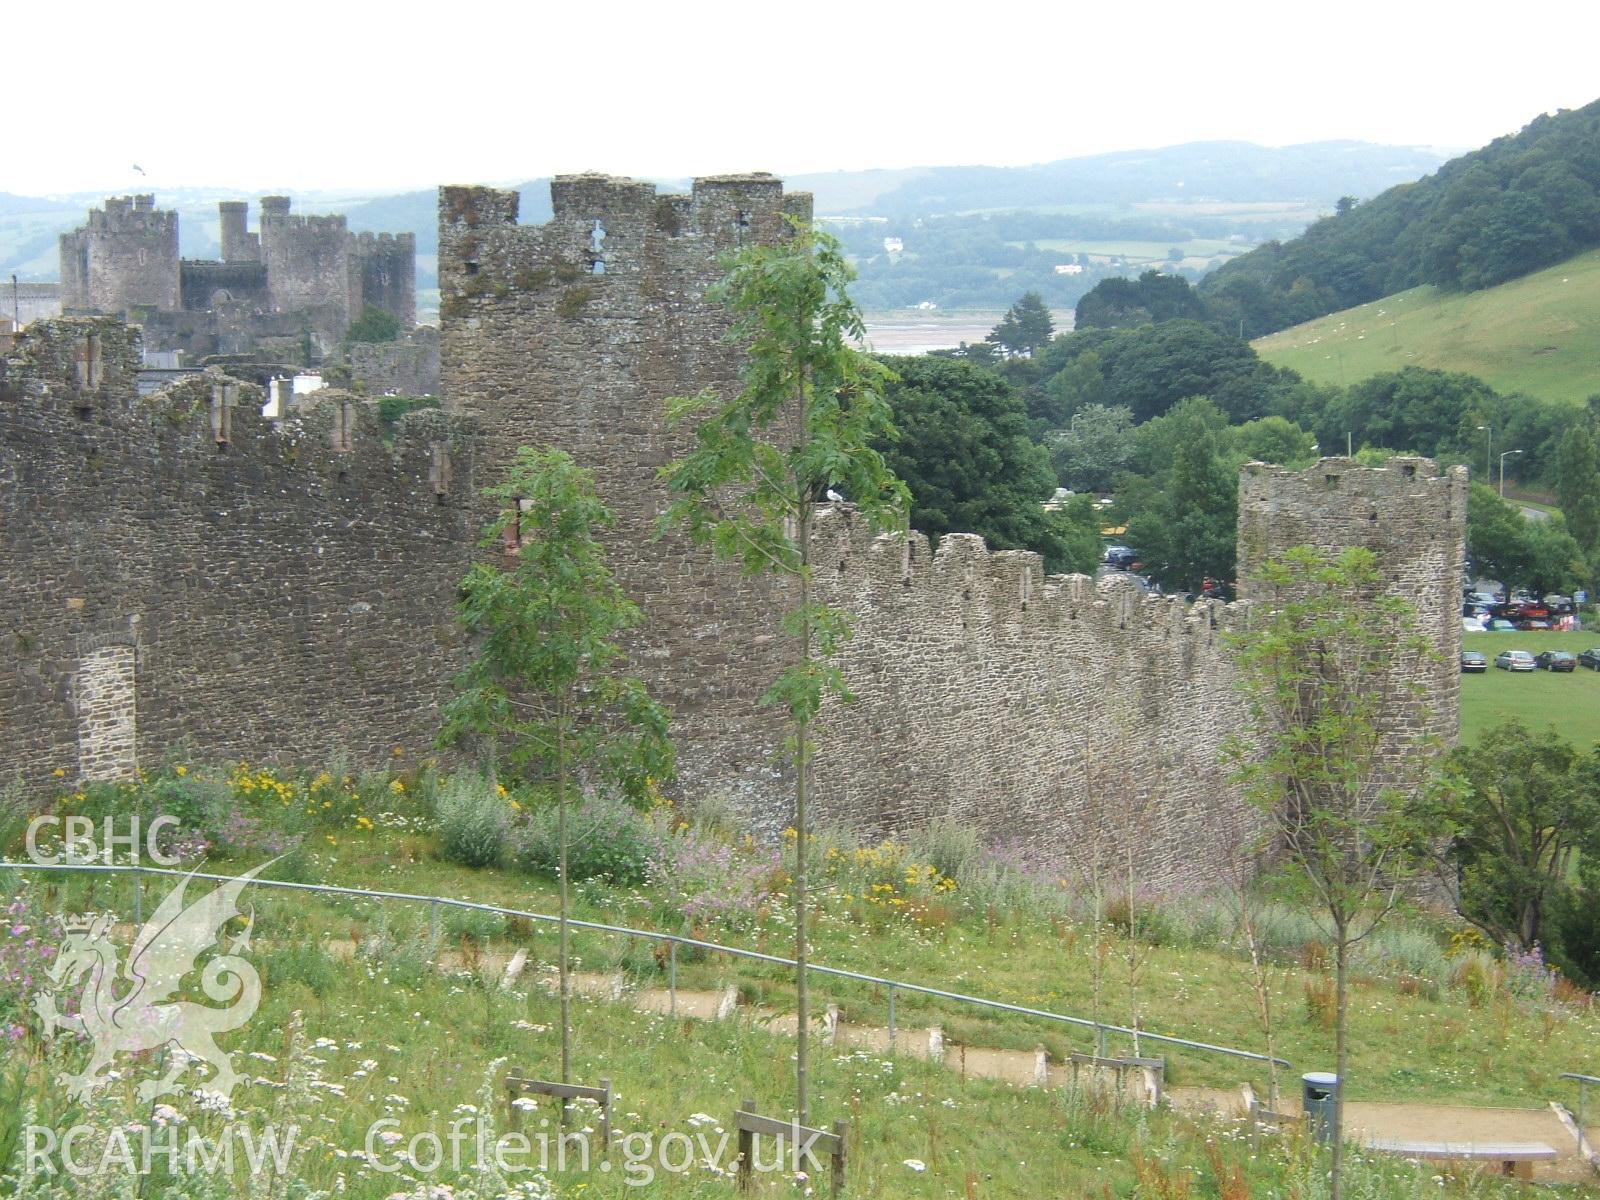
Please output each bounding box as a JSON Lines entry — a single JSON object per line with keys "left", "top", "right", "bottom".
{"left": 1543, "top": 594, "right": 1575, "bottom": 614}
{"left": 1488, "top": 619, "right": 1518, "bottom": 632}
{"left": 1494, "top": 650, "right": 1536, "bottom": 671}
{"left": 1103, "top": 546, "right": 1138, "bottom": 569}
{"left": 1536, "top": 651, "right": 1577, "bottom": 672}
{"left": 1462, "top": 616, "right": 1487, "bottom": 633}
{"left": 1460, "top": 651, "right": 1488, "bottom": 673}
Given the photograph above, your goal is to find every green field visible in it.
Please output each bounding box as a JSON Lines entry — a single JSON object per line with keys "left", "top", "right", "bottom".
{"left": 1254, "top": 248, "right": 1600, "bottom": 404}
{"left": 1460, "top": 630, "right": 1600, "bottom": 746}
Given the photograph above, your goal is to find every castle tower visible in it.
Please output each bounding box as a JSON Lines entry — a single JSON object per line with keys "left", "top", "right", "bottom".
{"left": 354, "top": 232, "right": 417, "bottom": 326}
{"left": 439, "top": 174, "right": 813, "bottom": 807}
{"left": 219, "top": 201, "right": 260, "bottom": 263}
{"left": 59, "top": 196, "right": 180, "bottom": 314}
{"left": 257, "top": 195, "right": 357, "bottom": 337}
{"left": 1237, "top": 456, "right": 1467, "bottom": 770}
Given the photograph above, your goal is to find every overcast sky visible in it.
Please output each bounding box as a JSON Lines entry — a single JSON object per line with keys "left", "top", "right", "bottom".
{"left": 10, "top": 0, "right": 1598, "bottom": 196}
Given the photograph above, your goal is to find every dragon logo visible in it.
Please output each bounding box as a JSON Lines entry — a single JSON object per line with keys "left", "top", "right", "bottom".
{"left": 33, "top": 861, "right": 272, "bottom": 1103}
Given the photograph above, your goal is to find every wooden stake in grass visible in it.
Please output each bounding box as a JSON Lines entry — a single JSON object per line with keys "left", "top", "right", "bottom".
{"left": 659, "top": 220, "right": 908, "bottom": 1125}
{"left": 441, "top": 447, "right": 675, "bottom": 1086}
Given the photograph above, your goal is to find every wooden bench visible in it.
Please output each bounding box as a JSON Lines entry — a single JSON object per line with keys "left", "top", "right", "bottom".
{"left": 505, "top": 1072, "right": 613, "bottom": 1154}
{"left": 734, "top": 1097, "right": 847, "bottom": 1195}
{"left": 1068, "top": 1053, "right": 1165, "bottom": 1107}
{"left": 1362, "top": 1138, "right": 1558, "bottom": 1181}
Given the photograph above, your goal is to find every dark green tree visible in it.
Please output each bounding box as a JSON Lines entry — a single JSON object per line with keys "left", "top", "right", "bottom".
{"left": 440, "top": 446, "right": 674, "bottom": 1085}
{"left": 1121, "top": 401, "right": 1238, "bottom": 593}
{"left": 1074, "top": 269, "right": 1211, "bottom": 331}
{"left": 1233, "top": 416, "right": 1318, "bottom": 467}
{"left": 878, "top": 356, "right": 1081, "bottom": 570}
{"left": 986, "top": 291, "right": 1054, "bottom": 357}
{"left": 1444, "top": 722, "right": 1600, "bottom": 952}
{"left": 1045, "top": 403, "right": 1135, "bottom": 493}
{"left": 660, "top": 223, "right": 908, "bottom": 1126}
{"left": 1555, "top": 416, "right": 1600, "bottom": 572}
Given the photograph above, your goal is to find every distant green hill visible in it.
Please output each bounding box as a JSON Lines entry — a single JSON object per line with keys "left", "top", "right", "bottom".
{"left": 1203, "top": 99, "right": 1600, "bottom": 338}
{"left": 1253, "top": 247, "right": 1600, "bottom": 404}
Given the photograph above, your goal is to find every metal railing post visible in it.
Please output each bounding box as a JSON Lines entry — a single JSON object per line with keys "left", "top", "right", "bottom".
{"left": 132, "top": 862, "right": 142, "bottom": 926}
{"left": 429, "top": 899, "right": 440, "bottom": 957}
{"left": 887, "top": 984, "right": 897, "bottom": 1052}
{"left": 669, "top": 942, "right": 678, "bottom": 1017}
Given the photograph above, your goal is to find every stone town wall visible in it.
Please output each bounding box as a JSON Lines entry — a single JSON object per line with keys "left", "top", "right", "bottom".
{"left": 349, "top": 325, "right": 439, "bottom": 396}
{"left": 0, "top": 317, "right": 479, "bottom": 792}
{"left": 1238, "top": 456, "right": 1468, "bottom": 777}
{"left": 810, "top": 509, "right": 1262, "bottom": 879}
{"left": 0, "top": 177, "right": 1466, "bottom": 892}
{"left": 437, "top": 176, "right": 1466, "bottom": 886}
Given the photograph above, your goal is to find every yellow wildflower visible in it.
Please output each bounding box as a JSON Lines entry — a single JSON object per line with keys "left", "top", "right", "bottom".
{"left": 52, "top": 768, "right": 66, "bottom": 778}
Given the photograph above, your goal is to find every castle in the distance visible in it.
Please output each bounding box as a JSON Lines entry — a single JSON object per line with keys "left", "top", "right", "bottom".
{"left": 59, "top": 195, "right": 415, "bottom": 362}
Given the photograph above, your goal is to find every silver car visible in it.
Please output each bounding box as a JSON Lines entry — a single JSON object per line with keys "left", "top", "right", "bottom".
{"left": 1494, "top": 650, "right": 1536, "bottom": 672}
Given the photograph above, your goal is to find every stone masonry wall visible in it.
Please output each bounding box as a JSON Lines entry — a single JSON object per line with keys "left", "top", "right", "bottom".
{"left": 0, "top": 317, "right": 479, "bottom": 794}
{"left": 438, "top": 176, "right": 1466, "bottom": 887}
{"left": 810, "top": 509, "right": 1262, "bottom": 880}
{"left": 260, "top": 201, "right": 357, "bottom": 332}
{"left": 356, "top": 233, "right": 417, "bottom": 326}
{"left": 439, "top": 174, "right": 815, "bottom": 811}
{"left": 59, "top": 196, "right": 180, "bottom": 315}
{"left": 1238, "top": 456, "right": 1468, "bottom": 784}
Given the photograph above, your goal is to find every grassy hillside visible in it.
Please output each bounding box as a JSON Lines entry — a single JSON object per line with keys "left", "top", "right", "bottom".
{"left": 1253, "top": 248, "right": 1600, "bottom": 404}
{"left": 5, "top": 767, "right": 1592, "bottom": 1197}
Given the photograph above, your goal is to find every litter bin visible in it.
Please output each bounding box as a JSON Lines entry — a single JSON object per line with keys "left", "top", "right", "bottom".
{"left": 1302, "top": 1072, "right": 1340, "bottom": 1146}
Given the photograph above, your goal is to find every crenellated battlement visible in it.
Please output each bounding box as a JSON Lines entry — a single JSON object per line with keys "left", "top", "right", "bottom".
{"left": 58, "top": 195, "right": 417, "bottom": 345}
{"left": 2, "top": 320, "right": 474, "bottom": 497}
{"left": 434, "top": 170, "right": 1464, "bottom": 886}
{"left": 1, "top": 317, "right": 479, "bottom": 794}
{"left": 437, "top": 174, "right": 812, "bottom": 318}
{"left": 87, "top": 195, "right": 178, "bottom": 233}
{"left": 811, "top": 505, "right": 1252, "bottom": 640}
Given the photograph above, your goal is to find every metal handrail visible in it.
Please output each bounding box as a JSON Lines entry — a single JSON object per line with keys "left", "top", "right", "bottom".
{"left": 1563, "top": 1073, "right": 1599, "bottom": 1128}
{"left": 0, "top": 859, "right": 1292, "bottom": 1070}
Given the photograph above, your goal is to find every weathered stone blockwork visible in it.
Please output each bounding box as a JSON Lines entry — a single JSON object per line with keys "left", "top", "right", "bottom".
{"left": 0, "top": 174, "right": 1465, "bottom": 894}
{"left": 59, "top": 196, "right": 179, "bottom": 315}
{"left": 0, "top": 317, "right": 479, "bottom": 792}
{"left": 1238, "top": 456, "right": 1468, "bottom": 777}
{"left": 438, "top": 176, "right": 1467, "bottom": 886}
{"left": 811, "top": 511, "right": 1260, "bottom": 877}
{"left": 439, "top": 174, "right": 814, "bottom": 810}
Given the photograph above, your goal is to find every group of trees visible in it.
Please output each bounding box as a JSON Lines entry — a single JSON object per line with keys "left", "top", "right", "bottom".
{"left": 876, "top": 355, "right": 1100, "bottom": 575}
{"left": 928, "top": 286, "right": 1600, "bottom": 597}
{"left": 1199, "top": 99, "right": 1600, "bottom": 336}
